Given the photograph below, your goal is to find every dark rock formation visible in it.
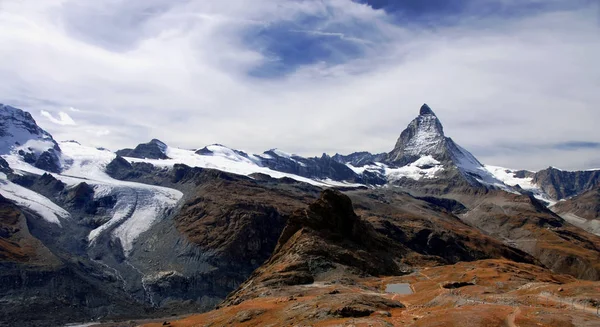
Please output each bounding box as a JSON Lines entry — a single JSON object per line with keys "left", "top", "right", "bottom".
{"left": 116, "top": 139, "right": 169, "bottom": 159}
{"left": 10, "top": 172, "right": 65, "bottom": 200}
{"left": 0, "top": 156, "right": 11, "bottom": 174}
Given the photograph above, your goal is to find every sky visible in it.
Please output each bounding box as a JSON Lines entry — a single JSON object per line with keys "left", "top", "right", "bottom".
{"left": 0, "top": 0, "right": 599, "bottom": 171}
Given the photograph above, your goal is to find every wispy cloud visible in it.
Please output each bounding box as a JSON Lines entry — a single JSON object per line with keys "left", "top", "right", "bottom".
{"left": 0, "top": 0, "right": 598, "bottom": 170}
{"left": 40, "top": 110, "right": 77, "bottom": 126}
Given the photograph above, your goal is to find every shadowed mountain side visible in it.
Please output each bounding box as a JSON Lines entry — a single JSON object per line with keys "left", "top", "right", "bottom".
{"left": 220, "top": 189, "right": 537, "bottom": 308}
{"left": 221, "top": 189, "right": 410, "bottom": 307}
{"left": 553, "top": 186, "right": 600, "bottom": 221}
{"left": 449, "top": 190, "right": 600, "bottom": 280}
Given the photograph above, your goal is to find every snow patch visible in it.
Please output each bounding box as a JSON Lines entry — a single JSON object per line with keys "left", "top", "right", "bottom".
{"left": 485, "top": 165, "right": 556, "bottom": 204}
{"left": 386, "top": 155, "right": 444, "bottom": 181}
{"left": 0, "top": 172, "right": 68, "bottom": 225}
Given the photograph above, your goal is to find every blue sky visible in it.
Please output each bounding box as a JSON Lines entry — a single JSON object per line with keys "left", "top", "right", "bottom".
{"left": 0, "top": 0, "right": 599, "bottom": 170}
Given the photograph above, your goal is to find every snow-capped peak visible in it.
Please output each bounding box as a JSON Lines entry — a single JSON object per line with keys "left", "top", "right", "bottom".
{"left": 386, "top": 104, "right": 512, "bottom": 190}
{"left": 0, "top": 104, "right": 59, "bottom": 155}
{"left": 419, "top": 103, "right": 437, "bottom": 116}
{"left": 388, "top": 103, "right": 446, "bottom": 163}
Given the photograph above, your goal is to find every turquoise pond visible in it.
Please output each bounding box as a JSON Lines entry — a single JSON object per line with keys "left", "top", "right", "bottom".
{"left": 385, "top": 283, "right": 413, "bottom": 294}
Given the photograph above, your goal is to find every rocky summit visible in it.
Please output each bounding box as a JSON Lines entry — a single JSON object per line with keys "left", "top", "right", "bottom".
{"left": 0, "top": 103, "right": 599, "bottom": 326}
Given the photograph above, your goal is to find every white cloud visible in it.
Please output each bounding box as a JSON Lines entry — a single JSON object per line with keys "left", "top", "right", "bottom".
{"left": 40, "top": 110, "right": 77, "bottom": 126}
{"left": 0, "top": 0, "right": 599, "bottom": 170}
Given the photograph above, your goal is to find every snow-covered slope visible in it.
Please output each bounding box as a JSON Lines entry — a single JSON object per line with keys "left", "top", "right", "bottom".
{"left": 0, "top": 172, "right": 69, "bottom": 225}
{"left": 125, "top": 144, "right": 363, "bottom": 188}
{"left": 3, "top": 141, "right": 183, "bottom": 254}
{"left": 484, "top": 165, "right": 556, "bottom": 205}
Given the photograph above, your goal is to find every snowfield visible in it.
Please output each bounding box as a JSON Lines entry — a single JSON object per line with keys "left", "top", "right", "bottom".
{"left": 386, "top": 155, "right": 444, "bottom": 181}
{"left": 2, "top": 141, "right": 183, "bottom": 255}
{"left": 484, "top": 165, "right": 556, "bottom": 205}
{"left": 0, "top": 172, "right": 69, "bottom": 225}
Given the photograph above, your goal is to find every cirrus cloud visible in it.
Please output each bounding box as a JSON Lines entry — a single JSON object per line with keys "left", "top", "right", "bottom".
{"left": 40, "top": 110, "right": 77, "bottom": 126}
{"left": 0, "top": 0, "right": 598, "bottom": 170}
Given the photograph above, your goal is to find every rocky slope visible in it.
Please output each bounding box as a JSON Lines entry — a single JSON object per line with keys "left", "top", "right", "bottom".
{"left": 221, "top": 190, "right": 537, "bottom": 309}
{"left": 145, "top": 260, "right": 600, "bottom": 327}
{"left": 141, "top": 190, "right": 600, "bottom": 326}
{"left": 554, "top": 186, "right": 600, "bottom": 220}
{"left": 553, "top": 186, "right": 600, "bottom": 236}
{"left": 454, "top": 190, "right": 600, "bottom": 280}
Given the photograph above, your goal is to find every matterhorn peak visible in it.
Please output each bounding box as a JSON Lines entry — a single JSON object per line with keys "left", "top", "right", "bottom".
{"left": 419, "top": 103, "right": 436, "bottom": 116}
{"left": 387, "top": 104, "right": 446, "bottom": 165}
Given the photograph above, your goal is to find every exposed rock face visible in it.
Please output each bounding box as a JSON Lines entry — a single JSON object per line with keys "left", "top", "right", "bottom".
{"left": 0, "top": 157, "right": 11, "bottom": 174}
{"left": 332, "top": 151, "right": 387, "bottom": 167}
{"left": 348, "top": 189, "right": 537, "bottom": 265}
{"left": 116, "top": 139, "right": 169, "bottom": 159}
{"left": 552, "top": 186, "right": 600, "bottom": 236}
{"left": 533, "top": 167, "right": 600, "bottom": 200}
{"left": 99, "top": 160, "right": 320, "bottom": 311}
{"left": 221, "top": 189, "right": 539, "bottom": 309}
{"left": 554, "top": 186, "right": 600, "bottom": 220}
{"left": 9, "top": 172, "right": 65, "bottom": 200}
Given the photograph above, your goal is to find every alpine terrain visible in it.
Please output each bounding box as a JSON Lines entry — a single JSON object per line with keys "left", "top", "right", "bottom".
{"left": 1, "top": 103, "right": 599, "bottom": 326}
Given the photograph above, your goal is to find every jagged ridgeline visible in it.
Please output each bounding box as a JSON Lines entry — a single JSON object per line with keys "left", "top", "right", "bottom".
{"left": 1, "top": 103, "right": 599, "bottom": 326}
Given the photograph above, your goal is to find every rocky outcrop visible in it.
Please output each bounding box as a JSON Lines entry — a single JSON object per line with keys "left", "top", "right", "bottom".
{"left": 222, "top": 189, "right": 409, "bottom": 306}
{"left": 9, "top": 172, "right": 65, "bottom": 200}
{"left": 348, "top": 189, "right": 537, "bottom": 266}
{"left": 116, "top": 139, "right": 169, "bottom": 159}
{"left": 0, "top": 157, "right": 11, "bottom": 174}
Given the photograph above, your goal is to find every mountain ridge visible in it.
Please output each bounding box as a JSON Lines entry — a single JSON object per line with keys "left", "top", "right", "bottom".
{"left": 2, "top": 102, "right": 600, "bottom": 325}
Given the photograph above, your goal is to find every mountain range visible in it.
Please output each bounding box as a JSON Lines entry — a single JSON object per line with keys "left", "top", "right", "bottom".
{"left": 1, "top": 102, "right": 599, "bottom": 326}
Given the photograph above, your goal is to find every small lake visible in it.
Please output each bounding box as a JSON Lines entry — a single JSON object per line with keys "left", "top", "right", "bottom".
{"left": 385, "top": 283, "right": 413, "bottom": 294}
